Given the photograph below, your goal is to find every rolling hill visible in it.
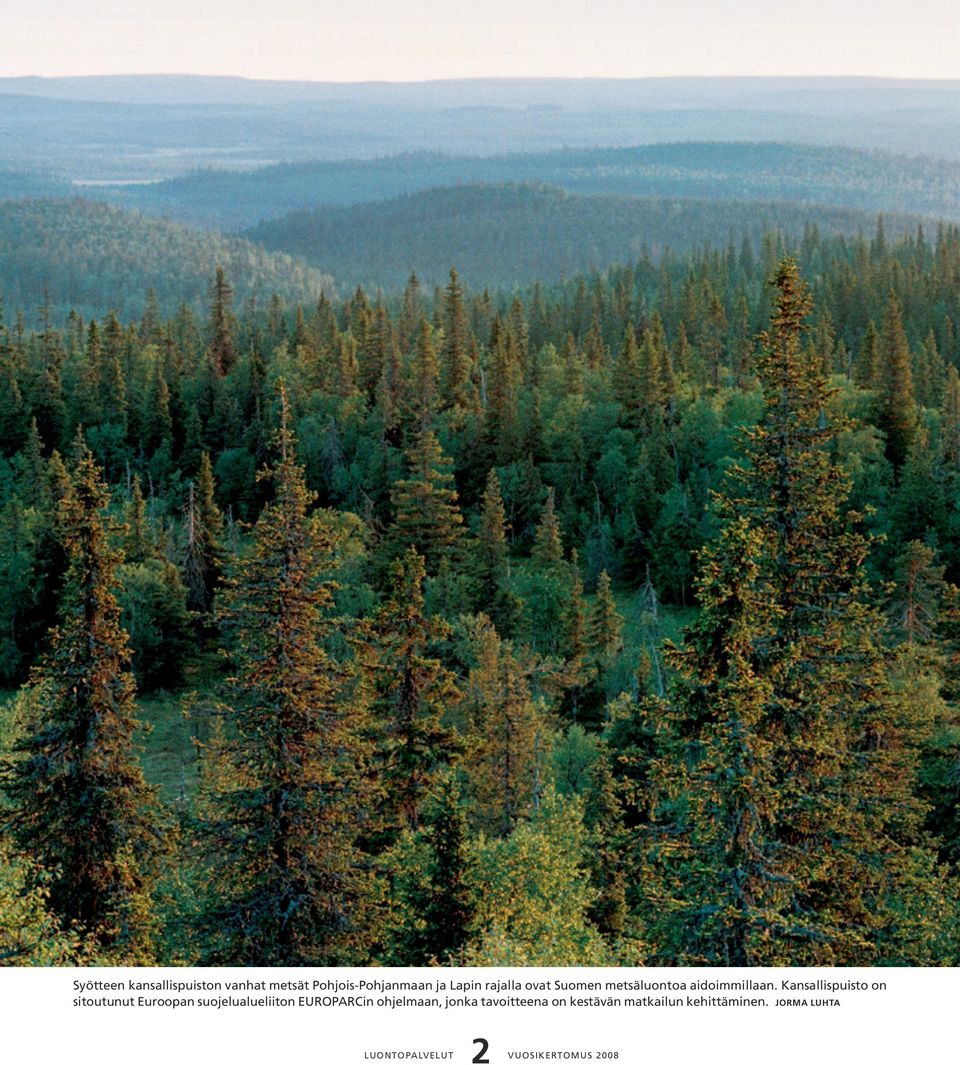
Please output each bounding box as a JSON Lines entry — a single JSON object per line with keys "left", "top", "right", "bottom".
{"left": 0, "top": 197, "right": 332, "bottom": 317}
{"left": 5, "top": 76, "right": 960, "bottom": 185}
{"left": 243, "top": 182, "right": 926, "bottom": 289}
{"left": 99, "top": 142, "right": 960, "bottom": 232}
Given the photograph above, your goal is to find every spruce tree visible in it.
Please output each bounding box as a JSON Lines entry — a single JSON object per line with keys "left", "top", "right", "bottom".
{"left": 417, "top": 776, "right": 472, "bottom": 961}
{"left": 364, "top": 548, "right": 461, "bottom": 835}
{"left": 474, "top": 468, "right": 521, "bottom": 636}
{"left": 0, "top": 499, "right": 36, "bottom": 682}
{"left": 207, "top": 267, "right": 237, "bottom": 377}
{"left": 646, "top": 260, "right": 951, "bottom": 965}
{"left": 1, "top": 446, "right": 164, "bottom": 957}
{"left": 384, "top": 774, "right": 473, "bottom": 965}
{"left": 484, "top": 326, "right": 522, "bottom": 465}
{"left": 465, "top": 620, "right": 546, "bottom": 836}
{"left": 583, "top": 750, "right": 628, "bottom": 941}
{"left": 390, "top": 426, "right": 464, "bottom": 572}
{"left": 181, "top": 452, "right": 224, "bottom": 615}
{"left": 476, "top": 468, "right": 509, "bottom": 598}
{"left": 196, "top": 385, "right": 376, "bottom": 965}
{"left": 942, "top": 364, "right": 960, "bottom": 469}
{"left": 124, "top": 475, "right": 152, "bottom": 564}
{"left": 532, "top": 487, "right": 564, "bottom": 568}
{"left": 589, "top": 570, "right": 624, "bottom": 667}
{"left": 408, "top": 314, "right": 440, "bottom": 427}
{"left": 440, "top": 269, "right": 475, "bottom": 412}
{"left": 854, "top": 320, "right": 880, "bottom": 388}
{"left": 878, "top": 291, "right": 917, "bottom": 470}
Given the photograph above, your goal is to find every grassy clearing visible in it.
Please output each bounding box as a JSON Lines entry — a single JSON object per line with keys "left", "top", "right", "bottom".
{"left": 2, "top": 595, "right": 694, "bottom": 811}
{"left": 136, "top": 692, "right": 201, "bottom": 807}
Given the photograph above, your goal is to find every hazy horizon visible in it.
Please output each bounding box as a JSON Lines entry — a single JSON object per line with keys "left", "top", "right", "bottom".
{"left": 3, "top": 72, "right": 960, "bottom": 84}
{"left": 4, "top": 1, "right": 959, "bottom": 82}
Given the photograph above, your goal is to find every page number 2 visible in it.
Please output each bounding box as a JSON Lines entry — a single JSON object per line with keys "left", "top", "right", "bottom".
{"left": 472, "top": 1037, "right": 490, "bottom": 1063}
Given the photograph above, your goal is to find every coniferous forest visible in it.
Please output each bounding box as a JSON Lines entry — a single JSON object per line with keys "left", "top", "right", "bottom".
{"left": 2, "top": 214, "right": 960, "bottom": 967}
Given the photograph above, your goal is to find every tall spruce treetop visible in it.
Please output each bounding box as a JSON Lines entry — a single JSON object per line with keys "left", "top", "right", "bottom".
{"left": 390, "top": 426, "right": 464, "bottom": 572}
{"left": 181, "top": 451, "right": 224, "bottom": 615}
{"left": 207, "top": 267, "right": 237, "bottom": 377}
{"left": 197, "top": 382, "right": 375, "bottom": 965}
{"left": 440, "top": 269, "right": 476, "bottom": 412}
{"left": 409, "top": 314, "right": 440, "bottom": 427}
{"left": 878, "top": 290, "right": 917, "bottom": 471}
{"left": 1, "top": 445, "right": 164, "bottom": 957}
{"left": 476, "top": 468, "right": 509, "bottom": 597}
{"left": 364, "top": 547, "right": 460, "bottom": 836}
{"left": 532, "top": 487, "right": 564, "bottom": 568}
{"left": 650, "top": 259, "right": 950, "bottom": 965}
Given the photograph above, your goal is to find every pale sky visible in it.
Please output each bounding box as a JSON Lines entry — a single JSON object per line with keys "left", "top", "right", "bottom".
{"left": 3, "top": 0, "right": 959, "bottom": 81}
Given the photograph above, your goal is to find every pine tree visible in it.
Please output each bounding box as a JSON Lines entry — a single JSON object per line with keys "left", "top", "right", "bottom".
{"left": 196, "top": 384, "right": 376, "bottom": 964}
{"left": 1, "top": 447, "right": 164, "bottom": 957}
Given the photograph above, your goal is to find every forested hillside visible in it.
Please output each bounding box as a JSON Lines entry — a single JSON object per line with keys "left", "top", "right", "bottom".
{"left": 1, "top": 221, "right": 959, "bottom": 966}
{"left": 244, "top": 183, "right": 923, "bottom": 287}
{"left": 0, "top": 198, "right": 332, "bottom": 317}
{"left": 0, "top": 168, "right": 70, "bottom": 201}
{"left": 105, "top": 142, "right": 960, "bottom": 230}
